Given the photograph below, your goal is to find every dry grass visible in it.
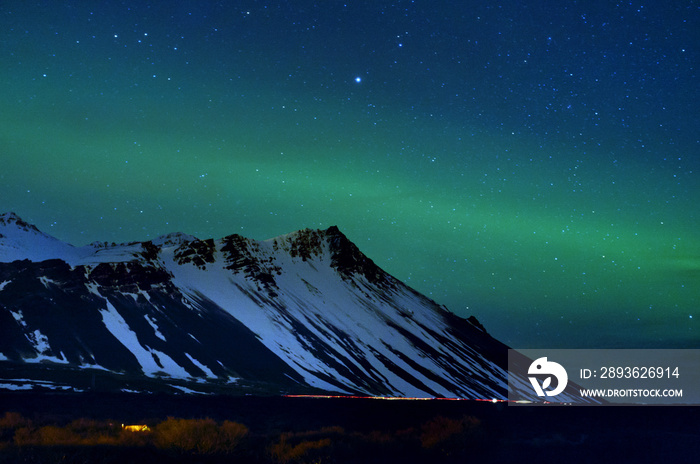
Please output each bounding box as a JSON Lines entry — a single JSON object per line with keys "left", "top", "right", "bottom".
{"left": 0, "top": 410, "right": 484, "bottom": 463}
{"left": 2, "top": 412, "right": 248, "bottom": 454}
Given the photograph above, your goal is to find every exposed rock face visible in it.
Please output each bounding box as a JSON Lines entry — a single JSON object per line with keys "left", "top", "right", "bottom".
{"left": 0, "top": 212, "right": 42, "bottom": 234}
{"left": 325, "top": 226, "right": 387, "bottom": 285}
{"left": 87, "top": 261, "right": 173, "bottom": 292}
{"left": 174, "top": 238, "right": 217, "bottom": 268}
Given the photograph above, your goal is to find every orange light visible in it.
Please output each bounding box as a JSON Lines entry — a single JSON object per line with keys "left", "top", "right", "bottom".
{"left": 121, "top": 424, "right": 151, "bottom": 432}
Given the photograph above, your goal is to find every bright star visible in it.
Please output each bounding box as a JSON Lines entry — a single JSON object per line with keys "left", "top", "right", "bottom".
{"left": 355, "top": 76, "right": 362, "bottom": 83}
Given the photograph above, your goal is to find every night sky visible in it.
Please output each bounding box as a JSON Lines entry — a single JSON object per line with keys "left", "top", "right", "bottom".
{"left": 1, "top": 2, "right": 698, "bottom": 349}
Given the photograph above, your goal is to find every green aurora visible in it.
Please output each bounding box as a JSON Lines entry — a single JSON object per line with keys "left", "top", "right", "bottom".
{"left": 1, "top": 2, "right": 697, "bottom": 348}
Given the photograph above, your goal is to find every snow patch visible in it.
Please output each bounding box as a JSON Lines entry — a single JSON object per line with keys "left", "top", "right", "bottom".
{"left": 149, "top": 349, "right": 190, "bottom": 379}
{"left": 100, "top": 301, "right": 168, "bottom": 376}
{"left": 169, "top": 384, "right": 207, "bottom": 394}
{"left": 185, "top": 353, "right": 217, "bottom": 378}
{"left": 144, "top": 315, "right": 166, "bottom": 341}
{"left": 39, "top": 276, "right": 58, "bottom": 288}
{"left": 0, "top": 379, "right": 74, "bottom": 391}
{"left": 10, "top": 310, "right": 27, "bottom": 327}
{"left": 23, "top": 352, "right": 71, "bottom": 365}
{"left": 0, "top": 383, "right": 33, "bottom": 390}
{"left": 27, "top": 329, "right": 51, "bottom": 354}
{"left": 0, "top": 280, "right": 10, "bottom": 291}
{"left": 77, "top": 362, "right": 111, "bottom": 371}
{"left": 85, "top": 282, "right": 102, "bottom": 297}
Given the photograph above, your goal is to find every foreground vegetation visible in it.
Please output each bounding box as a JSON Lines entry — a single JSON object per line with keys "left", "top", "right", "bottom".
{"left": 0, "top": 411, "right": 484, "bottom": 463}
{"left": 1, "top": 392, "right": 697, "bottom": 463}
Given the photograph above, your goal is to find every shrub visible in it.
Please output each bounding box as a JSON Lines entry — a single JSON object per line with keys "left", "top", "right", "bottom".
{"left": 218, "top": 420, "right": 249, "bottom": 453}
{"left": 0, "top": 412, "right": 31, "bottom": 444}
{"left": 269, "top": 436, "right": 332, "bottom": 464}
{"left": 0, "top": 412, "right": 29, "bottom": 430}
{"left": 267, "top": 427, "right": 345, "bottom": 463}
{"left": 12, "top": 427, "right": 34, "bottom": 446}
{"left": 155, "top": 417, "right": 216, "bottom": 453}
{"left": 68, "top": 418, "right": 122, "bottom": 445}
{"left": 419, "top": 415, "right": 482, "bottom": 452}
{"left": 362, "top": 426, "right": 415, "bottom": 445}
{"left": 13, "top": 425, "right": 81, "bottom": 446}
{"left": 154, "top": 417, "right": 248, "bottom": 455}
{"left": 8, "top": 415, "right": 248, "bottom": 453}
{"left": 37, "top": 425, "right": 82, "bottom": 446}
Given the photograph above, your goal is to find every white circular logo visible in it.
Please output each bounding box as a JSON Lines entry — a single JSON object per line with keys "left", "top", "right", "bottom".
{"left": 528, "top": 357, "right": 568, "bottom": 397}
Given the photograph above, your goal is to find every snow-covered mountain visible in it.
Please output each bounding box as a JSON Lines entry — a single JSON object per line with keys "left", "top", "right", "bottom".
{"left": 0, "top": 212, "right": 514, "bottom": 398}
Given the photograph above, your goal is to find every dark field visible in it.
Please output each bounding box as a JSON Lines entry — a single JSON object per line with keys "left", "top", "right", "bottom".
{"left": 0, "top": 392, "right": 698, "bottom": 463}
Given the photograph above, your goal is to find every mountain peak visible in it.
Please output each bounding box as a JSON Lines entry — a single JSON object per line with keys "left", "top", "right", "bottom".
{"left": 151, "top": 232, "right": 199, "bottom": 247}
{"left": 0, "top": 212, "right": 20, "bottom": 221}
{"left": 286, "top": 226, "right": 387, "bottom": 285}
{"left": 328, "top": 230, "right": 387, "bottom": 285}
{"left": 260, "top": 225, "right": 388, "bottom": 285}
{"left": 0, "top": 212, "right": 42, "bottom": 234}
{"left": 0, "top": 212, "right": 80, "bottom": 264}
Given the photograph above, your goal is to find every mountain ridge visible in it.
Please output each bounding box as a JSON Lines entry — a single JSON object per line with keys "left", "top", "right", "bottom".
{"left": 1, "top": 212, "right": 560, "bottom": 400}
